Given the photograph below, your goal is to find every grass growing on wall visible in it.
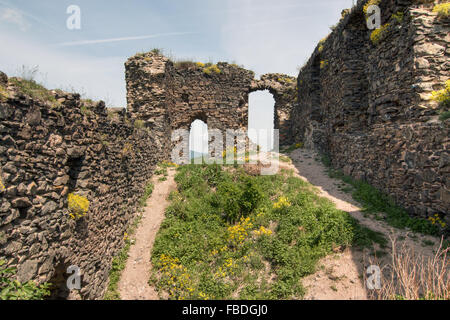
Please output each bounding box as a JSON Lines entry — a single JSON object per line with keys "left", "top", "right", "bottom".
{"left": 9, "top": 77, "right": 60, "bottom": 108}
{"left": 149, "top": 164, "right": 386, "bottom": 300}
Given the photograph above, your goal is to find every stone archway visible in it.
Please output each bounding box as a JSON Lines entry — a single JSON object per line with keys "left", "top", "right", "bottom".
{"left": 125, "top": 53, "right": 299, "bottom": 161}
{"left": 250, "top": 74, "right": 297, "bottom": 146}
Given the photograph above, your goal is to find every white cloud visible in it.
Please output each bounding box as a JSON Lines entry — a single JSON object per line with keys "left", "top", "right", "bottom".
{"left": 0, "top": 32, "right": 127, "bottom": 107}
{"left": 0, "top": 7, "right": 30, "bottom": 31}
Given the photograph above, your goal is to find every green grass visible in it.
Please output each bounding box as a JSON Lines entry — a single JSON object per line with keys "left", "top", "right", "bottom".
{"left": 281, "top": 143, "right": 304, "bottom": 154}
{"left": 104, "top": 214, "right": 142, "bottom": 300}
{"left": 320, "top": 156, "right": 439, "bottom": 236}
{"left": 149, "top": 164, "right": 387, "bottom": 300}
{"left": 139, "top": 182, "right": 154, "bottom": 208}
{"left": 279, "top": 155, "right": 292, "bottom": 163}
{"left": 9, "top": 77, "right": 60, "bottom": 108}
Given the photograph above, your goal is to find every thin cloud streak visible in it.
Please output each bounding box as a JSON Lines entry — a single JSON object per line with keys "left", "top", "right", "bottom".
{"left": 55, "top": 32, "right": 197, "bottom": 47}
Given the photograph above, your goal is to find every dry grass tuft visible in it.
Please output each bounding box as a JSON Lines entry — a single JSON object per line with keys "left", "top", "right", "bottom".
{"left": 367, "top": 235, "right": 449, "bottom": 300}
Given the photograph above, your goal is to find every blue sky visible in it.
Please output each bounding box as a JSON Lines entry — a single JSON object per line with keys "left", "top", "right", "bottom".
{"left": 0, "top": 0, "right": 355, "bottom": 151}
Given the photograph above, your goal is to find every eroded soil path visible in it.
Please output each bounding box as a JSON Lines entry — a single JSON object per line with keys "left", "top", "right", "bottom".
{"left": 118, "top": 169, "right": 177, "bottom": 300}
{"left": 118, "top": 151, "right": 442, "bottom": 300}
{"left": 284, "top": 148, "right": 442, "bottom": 300}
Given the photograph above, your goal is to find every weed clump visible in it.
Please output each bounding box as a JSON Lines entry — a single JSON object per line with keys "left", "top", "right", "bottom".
{"left": 9, "top": 77, "right": 60, "bottom": 108}
{"left": 0, "top": 260, "right": 51, "bottom": 300}
{"left": 370, "top": 23, "right": 390, "bottom": 45}
{"left": 203, "top": 64, "right": 221, "bottom": 75}
{"left": 67, "top": 193, "right": 89, "bottom": 220}
{"left": 433, "top": 3, "right": 450, "bottom": 19}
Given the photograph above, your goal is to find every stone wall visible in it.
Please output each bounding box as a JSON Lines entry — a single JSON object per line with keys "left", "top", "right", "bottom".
{"left": 125, "top": 53, "right": 297, "bottom": 150}
{"left": 293, "top": 0, "right": 449, "bottom": 222}
{"left": 0, "top": 72, "right": 160, "bottom": 299}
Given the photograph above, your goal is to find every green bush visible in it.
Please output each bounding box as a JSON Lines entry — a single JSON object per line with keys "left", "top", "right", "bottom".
{"left": 0, "top": 260, "right": 50, "bottom": 300}
{"left": 433, "top": 3, "right": 450, "bottom": 19}
{"left": 150, "top": 164, "right": 386, "bottom": 300}
{"left": 370, "top": 23, "right": 390, "bottom": 45}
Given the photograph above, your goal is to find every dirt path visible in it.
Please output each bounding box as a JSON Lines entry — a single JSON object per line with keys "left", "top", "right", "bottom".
{"left": 281, "top": 148, "right": 442, "bottom": 300}
{"left": 118, "top": 169, "right": 177, "bottom": 300}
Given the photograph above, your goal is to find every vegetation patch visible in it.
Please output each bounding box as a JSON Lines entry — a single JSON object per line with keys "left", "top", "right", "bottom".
{"left": 431, "top": 79, "right": 450, "bottom": 121}
{"left": 363, "top": 0, "right": 381, "bottom": 17}
{"left": 320, "top": 160, "right": 440, "bottom": 236}
{"left": 9, "top": 77, "right": 60, "bottom": 108}
{"left": 203, "top": 64, "right": 222, "bottom": 75}
{"left": 433, "top": 3, "right": 450, "bottom": 19}
{"left": 0, "top": 260, "right": 50, "bottom": 300}
{"left": 370, "top": 23, "right": 391, "bottom": 45}
{"left": 320, "top": 60, "right": 329, "bottom": 69}
{"left": 104, "top": 215, "right": 143, "bottom": 300}
{"left": 134, "top": 119, "right": 145, "bottom": 129}
{"left": 150, "top": 164, "right": 386, "bottom": 300}
{"left": 0, "top": 84, "right": 9, "bottom": 102}
{"left": 139, "top": 182, "right": 155, "bottom": 207}
{"left": 282, "top": 142, "right": 304, "bottom": 153}
{"left": 67, "top": 193, "right": 90, "bottom": 220}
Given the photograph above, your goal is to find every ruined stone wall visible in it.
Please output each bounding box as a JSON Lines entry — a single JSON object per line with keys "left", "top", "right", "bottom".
{"left": 0, "top": 73, "right": 160, "bottom": 299}
{"left": 293, "top": 0, "right": 449, "bottom": 221}
{"left": 125, "top": 53, "right": 297, "bottom": 150}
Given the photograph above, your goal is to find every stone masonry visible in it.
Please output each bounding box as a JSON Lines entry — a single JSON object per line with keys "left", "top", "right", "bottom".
{"left": 292, "top": 0, "right": 449, "bottom": 223}
{"left": 0, "top": 0, "right": 448, "bottom": 301}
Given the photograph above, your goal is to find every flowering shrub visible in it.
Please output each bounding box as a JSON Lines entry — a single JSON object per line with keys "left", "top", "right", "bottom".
{"left": 0, "top": 85, "right": 8, "bottom": 102}
{"left": 273, "top": 196, "right": 291, "bottom": 209}
{"left": 254, "top": 226, "right": 273, "bottom": 237}
{"left": 320, "top": 60, "right": 329, "bottom": 69}
{"left": 203, "top": 64, "right": 221, "bottom": 75}
{"left": 228, "top": 217, "right": 253, "bottom": 247}
{"left": 363, "top": 0, "right": 381, "bottom": 16}
{"left": 0, "top": 177, "right": 5, "bottom": 192}
{"left": 318, "top": 37, "right": 327, "bottom": 53}
{"left": 370, "top": 23, "right": 390, "bottom": 45}
{"left": 67, "top": 193, "right": 89, "bottom": 220}
{"left": 151, "top": 164, "right": 376, "bottom": 300}
{"left": 431, "top": 80, "right": 450, "bottom": 108}
{"left": 158, "top": 254, "right": 208, "bottom": 300}
{"left": 428, "top": 214, "right": 447, "bottom": 229}
{"left": 433, "top": 3, "right": 450, "bottom": 19}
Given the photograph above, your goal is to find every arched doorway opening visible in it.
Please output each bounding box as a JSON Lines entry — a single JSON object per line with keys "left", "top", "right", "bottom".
{"left": 248, "top": 90, "right": 275, "bottom": 152}
{"left": 189, "top": 119, "right": 208, "bottom": 162}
